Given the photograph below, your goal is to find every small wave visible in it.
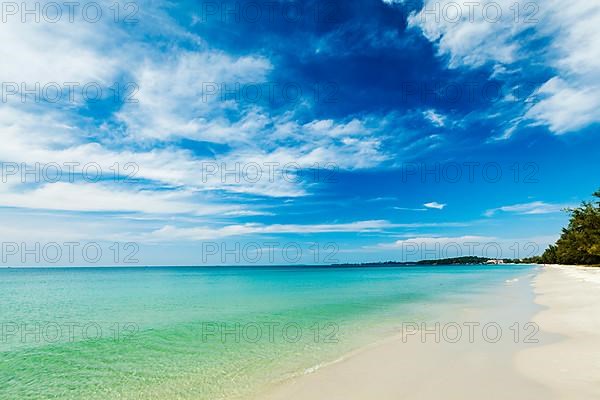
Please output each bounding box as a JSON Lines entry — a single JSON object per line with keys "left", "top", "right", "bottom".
{"left": 505, "top": 278, "right": 520, "bottom": 284}
{"left": 303, "top": 364, "right": 323, "bottom": 375}
{"left": 302, "top": 356, "right": 347, "bottom": 376}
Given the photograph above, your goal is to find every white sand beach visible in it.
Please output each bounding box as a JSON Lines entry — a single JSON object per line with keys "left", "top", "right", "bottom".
{"left": 262, "top": 265, "right": 600, "bottom": 399}
{"left": 516, "top": 265, "right": 600, "bottom": 399}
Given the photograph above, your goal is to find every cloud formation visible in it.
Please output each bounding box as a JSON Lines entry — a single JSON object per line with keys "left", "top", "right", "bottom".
{"left": 424, "top": 202, "right": 446, "bottom": 210}
{"left": 484, "top": 201, "right": 572, "bottom": 217}
{"left": 407, "top": 0, "right": 600, "bottom": 134}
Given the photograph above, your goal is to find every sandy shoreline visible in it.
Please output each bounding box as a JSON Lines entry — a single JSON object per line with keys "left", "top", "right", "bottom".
{"left": 260, "top": 265, "right": 600, "bottom": 399}
{"left": 516, "top": 264, "right": 600, "bottom": 399}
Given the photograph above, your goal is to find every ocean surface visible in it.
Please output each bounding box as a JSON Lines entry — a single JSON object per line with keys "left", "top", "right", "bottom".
{"left": 0, "top": 264, "right": 537, "bottom": 399}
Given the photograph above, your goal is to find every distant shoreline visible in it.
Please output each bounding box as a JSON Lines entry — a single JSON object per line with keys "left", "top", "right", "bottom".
{"left": 2, "top": 259, "right": 597, "bottom": 269}
{"left": 0, "top": 256, "right": 537, "bottom": 269}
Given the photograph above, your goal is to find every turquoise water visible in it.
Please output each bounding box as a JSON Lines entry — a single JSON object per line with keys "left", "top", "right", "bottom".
{"left": 0, "top": 265, "right": 536, "bottom": 399}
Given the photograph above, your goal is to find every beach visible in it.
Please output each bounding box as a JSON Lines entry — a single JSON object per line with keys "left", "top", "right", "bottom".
{"left": 263, "top": 265, "right": 600, "bottom": 400}
{"left": 516, "top": 265, "right": 600, "bottom": 399}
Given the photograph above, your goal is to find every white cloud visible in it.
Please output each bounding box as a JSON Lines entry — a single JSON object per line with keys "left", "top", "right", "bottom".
{"left": 0, "top": 105, "right": 308, "bottom": 198}
{"left": 114, "top": 45, "right": 391, "bottom": 171}
{"left": 0, "top": 0, "right": 453, "bottom": 252}
{"left": 525, "top": 77, "right": 600, "bottom": 134}
{"left": 0, "top": 0, "right": 398, "bottom": 227}
{"left": 146, "top": 220, "right": 396, "bottom": 241}
{"left": 0, "top": 182, "right": 238, "bottom": 215}
{"left": 424, "top": 201, "right": 446, "bottom": 210}
{"left": 484, "top": 201, "right": 571, "bottom": 217}
{"left": 143, "top": 220, "right": 471, "bottom": 242}
{"left": 394, "top": 206, "right": 427, "bottom": 211}
{"left": 408, "top": 0, "right": 600, "bottom": 134}
{"left": 379, "top": 235, "right": 494, "bottom": 249}
{"left": 303, "top": 118, "right": 366, "bottom": 137}
{"left": 423, "top": 109, "right": 446, "bottom": 127}
{"left": 0, "top": 2, "right": 120, "bottom": 87}
{"left": 407, "top": 0, "right": 522, "bottom": 69}
{"left": 116, "top": 51, "right": 272, "bottom": 141}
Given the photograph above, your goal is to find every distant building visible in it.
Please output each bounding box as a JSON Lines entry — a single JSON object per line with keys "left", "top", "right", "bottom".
{"left": 486, "top": 259, "right": 505, "bottom": 264}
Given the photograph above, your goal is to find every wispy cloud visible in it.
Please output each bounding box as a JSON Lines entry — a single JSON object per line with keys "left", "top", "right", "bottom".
{"left": 484, "top": 201, "right": 572, "bottom": 217}
{"left": 423, "top": 109, "right": 446, "bottom": 127}
{"left": 0, "top": 181, "right": 274, "bottom": 218}
{"left": 408, "top": 0, "right": 600, "bottom": 134}
{"left": 143, "top": 220, "right": 470, "bottom": 242}
{"left": 147, "top": 220, "right": 396, "bottom": 241}
{"left": 394, "top": 207, "right": 427, "bottom": 212}
{"left": 377, "top": 235, "right": 494, "bottom": 249}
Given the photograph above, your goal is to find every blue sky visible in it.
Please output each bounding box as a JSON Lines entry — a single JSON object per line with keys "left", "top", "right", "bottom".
{"left": 1, "top": 0, "right": 599, "bottom": 265}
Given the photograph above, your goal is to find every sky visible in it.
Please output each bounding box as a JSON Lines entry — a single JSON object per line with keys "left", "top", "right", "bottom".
{"left": 0, "top": 0, "right": 599, "bottom": 266}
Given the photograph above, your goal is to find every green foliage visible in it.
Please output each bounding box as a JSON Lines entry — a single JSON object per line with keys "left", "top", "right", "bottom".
{"left": 335, "top": 256, "right": 494, "bottom": 267}
{"left": 538, "top": 189, "right": 600, "bottom": 265}
{"left": 414, "top": 256, "right": 491, "bottom": 265}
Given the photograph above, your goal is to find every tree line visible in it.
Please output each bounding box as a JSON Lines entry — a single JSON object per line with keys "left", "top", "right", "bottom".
{"left": 522, "top": 189, "right": 600, "bottom": 265}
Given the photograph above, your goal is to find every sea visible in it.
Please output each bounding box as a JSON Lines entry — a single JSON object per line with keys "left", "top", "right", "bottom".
{"left": 0, "top": 264, "right": 538, "bottom": 399}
